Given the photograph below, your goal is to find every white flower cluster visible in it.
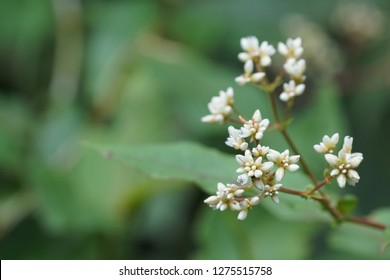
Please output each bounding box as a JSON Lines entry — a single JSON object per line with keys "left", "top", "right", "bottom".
{"left": 202, "top": 35, "right": 365, "bottom": 222}
{"left": 314, "top": 133, "right": 363, "bottom": 188}
{"left": 234, "top": 36, "right": 306, "bottom": 103}
{"left": 278, "top": 38, "right": 306, "bottom": 101}
{"left": 204, "top": 106, "right": 300, "bottom": 220}
{"left": 202, "top": 36, "right": 307, "bottom": 220}
{"left": 201, "top": 87, "right": 234, "bottom": 123}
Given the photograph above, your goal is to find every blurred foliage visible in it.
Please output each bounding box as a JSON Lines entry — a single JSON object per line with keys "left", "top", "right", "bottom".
{"left": 0, "top": 0, "right": 390, "bottom": 260}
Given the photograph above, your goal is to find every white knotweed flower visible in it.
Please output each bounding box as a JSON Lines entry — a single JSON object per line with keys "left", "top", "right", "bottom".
{"left": 225, "top": 126, "right": 248, "bottom": 151}
{"left": 240, "top": 109, "right": 270, "bottom": 141}
{"left": 238, "top": 36, "right": 261, "bottom": 62}
{"left": 278, "top": 37, "right": 304, "bottom": 60}
{"left": 236, "top": 150, "right": 274, "bottom": 185}
{"left": 263, "top": 184, "right": 282, "bottom": 204}
{"left": 235, "top": 60, "right": 266, "bottom": 85}
{"left": 201, "top": 87, "right": 234, "bottom": 123}
{"left": 284, "top": 58, "right": 306, "bottom": 81}
{"left": 325, "top": 136, "right": 363, "bottom": 188}
{"left": 314, "top": 133, "right": 339, "bottom": 154}
{"left": 267, "top": 149, "right": 300, "bottom": 181}
{"left": 325, "top": 151, "right": 363, "bottom": 188}
{"left": 237, "top": 196, "right": 260, "bottom": 221}
{"left": 204, "top": 183, "right": 243, "bottom": 211}
{"left": 251, "top": 144, "right": 270, "bottom": 157}
{"left": 258, "top": 41, "right": 276, "bottom": 67}
{"left": 279, "top": 80, "right": 305, "bottom": 102}
{"left": 238, "top": 36, "right": 275, "bottom": 67}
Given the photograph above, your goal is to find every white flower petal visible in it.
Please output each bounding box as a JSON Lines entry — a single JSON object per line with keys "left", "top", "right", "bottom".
{"left": 244, "top": 60, "right": 254, "bottom": 73}
{"left": 349, "top": 155, "right": 363, "bottom": 168}
{"left": 261, "top": 161, "right": 274, "bottom": 172}
{"left": 275, "top": 167, "right": 285, "bottom": 181}
{"left": 266, "top": 149, "right": 281, "bottom": 162}
{"left": 261, "top": 56, "right": 271, "bottom": 67}
{"left": 238, "top": 52, "right": 250, "bottom": 62}
{"left": 287, "top": 164, "right": 300, "bottom": 172}
{"left": 295, "top": 84, "right": 305, "bottom": 95}
{"left": 272, "top": 195, "right": 280, "bottom": 204}
{"left": 277, "top": 42, "right": 288, "bottom": 56}
{"left": 237, "top": 210, "right": 248, "bottom": 221}
{"left": 219, "top": 203, "right": 228, "bottom": 211}
{"left": 325, "top": 154, "right": 340, "bottom": 167}
{"left": 279, "top": 92, "right": 289, "bottom": 102}
{"left": 330, "top": 169, "right": 340, "bottom": 176}
{"left": 252, "top": 72, "right": 266, "bottom": 82}
{"left": 314, "top": 144, "right": 325, "bottom": 153}
{"left": 252, "top": 109, "right": 261, "bottom": 122}
{"left": 289, "top": 155, "right": 300, "bottom": 163}
{"left": 337, "top": 174, "right": 347, "bottom": 188}
{"left": 347, "top": 169, "right": 360, "bottom": 181}
{"left": 235, "top": 75, "right": 249, "bottom": 85}
{"left": 254, "top": 169, "right": 263, "bottom": 178}
{"left": 204, "top": 196, "right": 219, "bottom": 205}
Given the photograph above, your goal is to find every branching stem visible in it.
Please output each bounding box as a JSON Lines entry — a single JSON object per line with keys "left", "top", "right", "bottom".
{"left": 265, "top": 79, "right": 386, "bottom": 231}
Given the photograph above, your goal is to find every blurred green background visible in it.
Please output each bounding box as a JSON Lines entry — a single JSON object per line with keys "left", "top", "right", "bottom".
{"left": 1, "top": 0, "right": 390, "bottom": 259}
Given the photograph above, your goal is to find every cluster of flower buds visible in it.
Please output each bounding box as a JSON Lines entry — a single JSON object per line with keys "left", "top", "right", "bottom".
{"left": 202, "top": 35, "right": 363, "bottom": 221}
{"left": 203, "top": 100, "right": 301, "bottom": 220}
{"left": 314, "top": 133, "right": 363, "bottom": 188}
{"left": 233, "top": 36, "right": 306, "bottom": 102}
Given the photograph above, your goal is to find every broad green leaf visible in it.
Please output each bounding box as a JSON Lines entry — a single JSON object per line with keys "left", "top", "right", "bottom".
{"left": 85, "top": 1, "right": 157, "bottom": 102}
{"left": 84, "top": 141, "right": 237, "bottom": 194}
{"left": 194, "top": 205, "right": 316, "bottom": 259}
{"left": 328, "top": 222, "right": 390, "bottom": 259}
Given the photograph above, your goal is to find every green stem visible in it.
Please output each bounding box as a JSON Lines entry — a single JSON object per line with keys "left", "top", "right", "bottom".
{"left": 279, "top": 187, "right": 386, "bottom": 230}
{"left": 266, "top": 90, "right": 318, "bottom": 186}
{"left": 307, "top": 176, "right": 332, "bottom": 195}
{"left": 264, "top": 82, "right": 386, "bottom": 231}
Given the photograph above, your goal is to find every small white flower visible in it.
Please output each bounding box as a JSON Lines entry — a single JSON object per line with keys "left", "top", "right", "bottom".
{"left": 204, "top": 183, "right": 243, "bottom": 211}
{"left": 251, "top": 144, "right": 270, "bottom": 157}
{"left": 263, "top": 184, "right": 282, "bottom": 203}
{"left": 238, "top": 36, "right": 275, "bottom": 67}
{"left": 237, "top": 196, "right": 260, "bottom": 220}
{"left": 258, "top": 41, "right": 276, "bottom": 67}
{"left": 240, "top": 109, "right": 270, "bottom": 141}
{"left": 279, "top": 80, "right": 305, "bottom": 102}
{"left": 236, "top": 150, "right": 274, "bottom": 185}
{"left": 284, "top": 58, "right": 306, "bottom": 81}
{"left": 325, "top": 152, "right": 363, "bottom": 188}
{"left": 238, "top": 36, "right": 260, "bottom": 62}
{"left": 235, "top": 60, "right": 266, "bottom": 85}
{"left": 325, "top": 136, "right": 363, "bottom": 188}
{"left": 225, "top": 126, "right": 248, "bottom": 151}
{"left": 278, "top": 37, "right": 304, "bottom": 60}
{"left": 314, "top": 133, "right": 339, "bottom": 154}
{"left": 267, "top": 149, "right": 300, "bottom": 181}
{"left": 201, "top": 87, "right": 234, "bottom": 123}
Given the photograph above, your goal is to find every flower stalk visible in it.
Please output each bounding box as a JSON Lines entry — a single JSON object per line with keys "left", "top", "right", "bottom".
{"left": 201, "top": 35, "right": 386, "bottom": 231}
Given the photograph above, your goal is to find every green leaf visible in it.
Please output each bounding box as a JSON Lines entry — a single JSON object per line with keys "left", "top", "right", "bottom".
{"left": 193, "top": 205, "right": 316, "bottom": 259}
{"left": 337, "top": 194, "right": 358, "bottom": 214}
{"left": 328, "top": 223, "right": 390, "bottom": 259}
{"left": 372, "top": 208, "right": 390, "bottom": 227}
{"left": 83, "top": 141, "right": 237, "bottom": 194}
